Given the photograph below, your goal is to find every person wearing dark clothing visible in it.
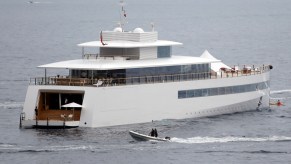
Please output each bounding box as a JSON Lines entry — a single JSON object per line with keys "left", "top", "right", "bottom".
{"left": 154, "top": 128, "right": 158, "bottom": 137}
{"left": 34, "top": 106, "right": 38, "bottom": 116}
{"left": 150, "top": 129, "right": 155, "bottom": 137}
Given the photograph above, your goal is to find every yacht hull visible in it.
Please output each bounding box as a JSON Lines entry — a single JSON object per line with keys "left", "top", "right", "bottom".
{"left": 22, "top": 72, "right": 270, "bottom": 128}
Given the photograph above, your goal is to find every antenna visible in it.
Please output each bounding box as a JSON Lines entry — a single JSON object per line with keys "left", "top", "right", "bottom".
{"left": 151, "top": 22, "right": 155, "bottom": 32}
{"left": 119, "top": 0, "right": 127, "bottom": 31}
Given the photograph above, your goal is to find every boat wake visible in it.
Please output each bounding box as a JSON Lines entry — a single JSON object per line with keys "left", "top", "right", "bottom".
{"left": 0, "top": 144, "right": 97, "bottom": 153}
{"left": 270, "top": 89, "right": 291, "bottom": 101}
{"left": 170, "top": 136, "right": 291, "bottom": 144}
{"left": 0, "top": 102, "right": 23, "bottom": 109}
{"left": 27, "top": 1, "right": 52, "bottom": 4}
{"left": 270, "top": 89, "right": 291, "bottom": 95}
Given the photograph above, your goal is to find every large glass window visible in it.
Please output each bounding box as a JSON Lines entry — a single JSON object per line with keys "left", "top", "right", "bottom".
{"left": 71, "top": 63, "right": 211, "bottom": 85}
{"left": 158, "top": 46, "right": 171, "bottom": 58}
{"left": 181, "top": 65, "right": 192, "bottom": 74}
{"left": 71, "top": 69, "right": 126, "bottom": 79}
{"left": 218, "top": 87, "right": 225, "bottom": 95}
{"left": 178, "top": 81, "right": 270, "bottom": 99}
{"left": 125, "top": 64, "right": 210, "bottom": 78}
{"left": 225, "top": 86, "right": 232, "bottom": 94}
{"left": 233, "top": 86, "right": 240, "bottom": 93}
{"left": 178, "top": 91, "right": 187, "bottom": 99}
{"left": 195, "top": 89, "right": 203, "bottom": 97}
{"left": 209, "top": 88, "right": 218, "bottom": 96}
{"left": 202, "top": 89, "right": 209, "bottom": 97}
{"left": 187, "top": 90, "right": 195, "bottom": 98}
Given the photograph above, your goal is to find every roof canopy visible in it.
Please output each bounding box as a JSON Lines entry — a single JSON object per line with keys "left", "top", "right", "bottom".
{"left": 38, "top": 55, "right": 220, "bottom": 70}
{"left": 200, "top": 50, "right": 231, "bottom": 72}
{"left": 200, "top": 50, "right": 218, "bottom": 60}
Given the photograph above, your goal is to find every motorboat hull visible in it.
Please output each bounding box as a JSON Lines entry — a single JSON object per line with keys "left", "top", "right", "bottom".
{"left": 129, "top": 130, "right": 170, "bottom": 141}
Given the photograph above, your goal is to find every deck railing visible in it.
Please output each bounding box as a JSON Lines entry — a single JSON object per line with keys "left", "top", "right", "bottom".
{"left": 30, "top": 65, "right": 272, "bottom": 87}
{"left": 82, "top": 54, "right": 132, "bottom": 60}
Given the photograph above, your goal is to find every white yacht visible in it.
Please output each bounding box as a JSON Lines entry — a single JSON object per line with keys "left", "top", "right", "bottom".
{"left": 20, "top": 2, "right": 272, "bottom": 128}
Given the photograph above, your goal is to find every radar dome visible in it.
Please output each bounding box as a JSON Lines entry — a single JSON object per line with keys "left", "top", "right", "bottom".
{"left": 113, "top": 27, "right": 122, "bottom": 32}
{"left": 133, "top": 28, "right": 144, "bottom": 33}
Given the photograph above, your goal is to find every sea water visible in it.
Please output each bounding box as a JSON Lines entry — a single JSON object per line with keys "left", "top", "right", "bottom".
{"left": 1, "top": 0, "right": 291, "bottom": 163}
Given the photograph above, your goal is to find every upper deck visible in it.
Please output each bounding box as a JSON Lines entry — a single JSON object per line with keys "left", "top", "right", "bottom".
{"left": 30, "top": 64, "right": 272, "bottom": 87}
{"left": 76, "top": 27, "right": 182, "bottom": 60}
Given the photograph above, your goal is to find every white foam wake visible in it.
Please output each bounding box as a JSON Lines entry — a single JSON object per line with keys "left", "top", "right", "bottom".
{"left": 0, "top": 144, "right": 95, "bottom": 152}
{"left": 270, "top": 90, "right": 291, "bottom": 94}
{"left": 269, "top": 97, "right": 291, "bottom": 100}
{"left": 270, "top": 89, "right": 291, "bottom": 101}
{"left": 170, "top": 136, "right": 291, "bottom": 144}
{"left": 0, "top": 102, "right": 24, "bottom": 109}
{"left": 27, "top": 1, "right": 52, "bottom": 4}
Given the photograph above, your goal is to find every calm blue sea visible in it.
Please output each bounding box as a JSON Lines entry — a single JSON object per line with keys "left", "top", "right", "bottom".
{"left": 1, "top": 0, "right": 291, "bottom": 163}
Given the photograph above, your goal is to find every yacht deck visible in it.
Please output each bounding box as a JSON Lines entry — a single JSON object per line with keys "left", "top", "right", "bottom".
{"left": 30, "top": 65, "right": 271, "bottom": 87}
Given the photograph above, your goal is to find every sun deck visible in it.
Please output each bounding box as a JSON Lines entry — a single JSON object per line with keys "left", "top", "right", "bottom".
{"left": 38, "top": 55, "right": 219, "bottom": 70}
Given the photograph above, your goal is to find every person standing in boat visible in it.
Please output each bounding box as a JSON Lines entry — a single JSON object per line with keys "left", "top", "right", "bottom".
{"left": 149, "top": 128, "right": 155, "bottom": 137}
{"left": 154, "top": 128, "right": 158, "bottom": 137}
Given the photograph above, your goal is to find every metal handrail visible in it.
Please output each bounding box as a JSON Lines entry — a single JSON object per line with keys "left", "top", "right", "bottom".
{"left": 29, "top": 65, "right": 271, "bottom": 87}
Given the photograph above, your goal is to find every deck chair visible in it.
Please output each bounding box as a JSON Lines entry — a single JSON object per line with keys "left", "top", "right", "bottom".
{"left": 94, "top": 80, "right": 103, "bottom": 87}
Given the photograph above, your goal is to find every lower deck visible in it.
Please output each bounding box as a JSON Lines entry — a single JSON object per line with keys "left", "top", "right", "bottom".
{"left": 37, "top": 109, "right": 81, "bottom": 121}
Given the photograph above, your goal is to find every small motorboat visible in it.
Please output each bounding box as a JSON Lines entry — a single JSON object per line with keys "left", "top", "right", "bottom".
{"left": 129, "top": 130, "right": 170, "bottom": 142}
